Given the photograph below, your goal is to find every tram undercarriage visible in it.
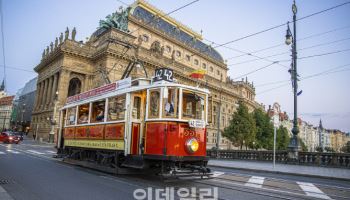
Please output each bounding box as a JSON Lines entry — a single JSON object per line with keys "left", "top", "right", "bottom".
{"left": 62, "top": 147, "right": 211, "bottom": 179}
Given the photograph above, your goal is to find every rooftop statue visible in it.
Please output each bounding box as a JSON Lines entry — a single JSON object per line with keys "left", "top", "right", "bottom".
{"left": 55, "top": 37, "right": 58, "bottom": 48}
{"left": 65, "top": 27, "right": 69, "bottom": 40}
{"left": 72, "top": 27, "right": 76, "bottom": 41}
{"left": 99, "top": 6, "right": 131, "bottom": 32}
{"left": 59, "top": 32, "right": 63, "bottom": 43}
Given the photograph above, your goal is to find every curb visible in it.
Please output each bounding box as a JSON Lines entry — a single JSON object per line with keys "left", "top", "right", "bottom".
{"left": 208, "top": 164, "right": 350, "bottom": 182}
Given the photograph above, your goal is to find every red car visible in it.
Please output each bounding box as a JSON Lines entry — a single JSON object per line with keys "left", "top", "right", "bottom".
{"left": 0, "top": 131, "right": 21, "bottom": 144}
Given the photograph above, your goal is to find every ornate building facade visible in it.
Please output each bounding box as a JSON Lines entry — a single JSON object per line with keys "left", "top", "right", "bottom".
{"left": 31, "top": 0, "right": 259, "bottom": 148}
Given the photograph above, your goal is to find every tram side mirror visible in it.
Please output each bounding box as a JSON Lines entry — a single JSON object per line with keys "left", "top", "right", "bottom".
{"left": 207, "top": 96, "right": 213, "bottom": 124}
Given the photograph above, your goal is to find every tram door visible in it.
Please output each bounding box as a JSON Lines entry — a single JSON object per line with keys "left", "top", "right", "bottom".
{"left": 130, "top": 91, "right": 146, "bottom": 155}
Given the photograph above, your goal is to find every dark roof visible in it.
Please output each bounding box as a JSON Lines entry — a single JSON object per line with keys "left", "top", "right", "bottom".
{"left": 130, "top": 6, "right": 224, "bottom": 63}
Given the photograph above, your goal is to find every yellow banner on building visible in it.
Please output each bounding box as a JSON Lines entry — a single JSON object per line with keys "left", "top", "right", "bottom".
{"left": 64, "top": 139, "right": 124, "bottom": 150}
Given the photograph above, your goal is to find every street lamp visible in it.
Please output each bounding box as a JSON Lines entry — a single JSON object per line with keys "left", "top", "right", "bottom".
{"left": 48, "top": 91, "right": 59, "bottom": 143}
{"left": 285, "top": 0, "right": 300, "bottom": 160}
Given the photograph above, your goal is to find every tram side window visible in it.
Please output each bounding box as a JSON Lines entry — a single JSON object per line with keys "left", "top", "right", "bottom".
{"left": 149, "top": 90, "right": 160, "bottom": 118}
{"left": 66, "top": 107, "right": 76, "bottom": 126}
{"left": 163, "top": 87, "right": 178, "bottom": 118}
{"left": 78, "top": 104, "right": 89, "bottom": 124}
{"left": 107, "top": 95, "right": 126, "bottom": 121}
{"left": 182, "top": 90, "right": 205, "bottom": 120}
{"left": 91, "top": 100, "right": 105, "bottom": 123}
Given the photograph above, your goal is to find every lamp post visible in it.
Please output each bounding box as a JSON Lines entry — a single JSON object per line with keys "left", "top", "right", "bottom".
{"left": 285, "top": 0, "right": 300, "bottom": 160}
{"left": 48, "top": 91, "right": 59, "bottom": 143}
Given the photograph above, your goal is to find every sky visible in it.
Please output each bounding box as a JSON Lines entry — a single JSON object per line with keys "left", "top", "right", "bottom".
{"left": 0, "top": 0, "right": 349, "bottom": 132}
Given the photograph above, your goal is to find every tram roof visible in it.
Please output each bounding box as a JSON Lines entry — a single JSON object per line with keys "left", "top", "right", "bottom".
{"left": 61, "top": 78, "right": 209, "bottom": 109}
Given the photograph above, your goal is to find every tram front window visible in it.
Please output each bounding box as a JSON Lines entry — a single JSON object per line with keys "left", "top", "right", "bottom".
{"left": 163, "top": 87, "right": 178, "bottom": 118}
{"left": 182, "top": 90, "right": 205, "bottom": 120}
{"left": 66, "top": 107, "right": 76, "bottom": 125}
{"left": 78, "top": 104, "right": 89, "bottom": 124}
{"left": 149, "top": 89, "right": 160, "bottom": 118}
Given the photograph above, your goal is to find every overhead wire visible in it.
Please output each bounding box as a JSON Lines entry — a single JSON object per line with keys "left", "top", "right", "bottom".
{"left": 229, "top": 36, "right": 350, "bottom": 66}
{"left": 255, "top": 63, "right": 350, "bottom": 87}
{"left": 227, "top": 24, "right": 350, "bottom": 60}
{"left": 256, "top": 63, "right": 350, "bottom": 94}
{"left": 213, "top": 1, "right": 350, "bottom": 49}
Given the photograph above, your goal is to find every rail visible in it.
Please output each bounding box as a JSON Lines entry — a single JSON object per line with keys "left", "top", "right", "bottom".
{"left": 207, "top": 150, "right": 350, "bottom": 168}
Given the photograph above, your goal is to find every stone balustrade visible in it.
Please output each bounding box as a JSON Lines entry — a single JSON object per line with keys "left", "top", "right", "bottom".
{"left": 207, "top": 150, "right": 350, "bottom": 168}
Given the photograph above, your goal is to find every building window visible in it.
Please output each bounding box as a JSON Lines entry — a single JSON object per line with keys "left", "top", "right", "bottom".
{"left": 186, "top": 54, "right": 191, "bottom": 62}
{"left": 142, "top": 34, "right": 149, "bottom": 42}
{"left": 176, "top": 50, "right": 181, "bottom": 57}
{"left": 210, "top": 66, "right": 213, "bottom": 72}
{"left": 165, "top": 45, "right": 171, "bottom": 53}
{"left": 202, "top": 63, "right": 207, "bottom": 69}
{"left": 194, "top": 59, "right": 199, "bottom": 65}
{"left": 67, "top": 78, "right": 81, "bottom": 97}
{"left": 217, "top": 70, "right": 220, "bottom": 75}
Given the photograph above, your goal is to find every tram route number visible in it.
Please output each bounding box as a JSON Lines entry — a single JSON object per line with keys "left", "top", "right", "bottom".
{"left": 153, "top": 68, "right": 173, "bottom": 82}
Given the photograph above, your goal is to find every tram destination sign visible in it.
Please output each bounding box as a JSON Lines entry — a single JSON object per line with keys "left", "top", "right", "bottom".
{"left": 188, "top": 119, "right": 206, "bottom": 128}
{"left": 153, "top": 68, "right": 174, "bottom": 82}
{"left": 67, "top": 78, "right": 131, "bottom": 104}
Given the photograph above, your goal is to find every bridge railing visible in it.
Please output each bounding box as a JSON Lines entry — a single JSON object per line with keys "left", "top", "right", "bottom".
{"left": 207, "top": 150, "right": 350, "bottom": 168}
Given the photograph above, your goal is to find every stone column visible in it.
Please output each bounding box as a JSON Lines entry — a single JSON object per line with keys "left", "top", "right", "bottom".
{"left": 57, "top": 69, "right": 71, "bottom": 104}
{"left": 46, "top": 76, "right": 53, "bottom": 107}
{"left": 38, "top": 81, "right": 45, "bottom": 109}
{"left": 51, "top": 73, "right": 59, "bottom": 102}
{"left": 34, "top": 82, "right": 42, "bottom": 110}
{"left": 42, "top": 78, "right": 48, "bottom": 109}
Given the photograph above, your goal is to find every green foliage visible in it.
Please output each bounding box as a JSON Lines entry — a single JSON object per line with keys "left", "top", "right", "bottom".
{"left": 340, "top": 142, "right": 350, "bottom": 153}
{"left": 325, "top": 147, "right": 335, "bottom": 153}
{"left": 253, "top": 108, "right": 274, "bottom": 150}
{"left": 223, "top": 101, "right": 256, "bottom": 149}
{"left": 315, "top": 146, "right": 323, "bottom": 152}
{"left": 276, "top": 126, "right": 290, "bottom": 150}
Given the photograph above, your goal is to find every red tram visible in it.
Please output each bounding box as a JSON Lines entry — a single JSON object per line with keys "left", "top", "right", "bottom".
{"left": 57, "top": 69, "right": 211, "bottom": 178}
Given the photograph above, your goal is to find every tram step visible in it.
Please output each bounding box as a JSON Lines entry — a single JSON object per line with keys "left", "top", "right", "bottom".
{"left": 121, "top": 155, "right": 145, "bottom": 169}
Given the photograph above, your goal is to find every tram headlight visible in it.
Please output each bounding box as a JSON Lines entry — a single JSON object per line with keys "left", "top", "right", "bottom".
{"left": 186, "top": 138, "right": 199, "bottom": 154}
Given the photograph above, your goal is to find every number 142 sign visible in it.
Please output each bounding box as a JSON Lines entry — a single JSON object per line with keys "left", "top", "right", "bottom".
{"left": 153, "top": 68, "right": 174, "bottom": 82}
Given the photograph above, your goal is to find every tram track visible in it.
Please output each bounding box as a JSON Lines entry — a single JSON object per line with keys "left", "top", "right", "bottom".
{"left": 192, "top": 172, "right": 350, "bottom": 200}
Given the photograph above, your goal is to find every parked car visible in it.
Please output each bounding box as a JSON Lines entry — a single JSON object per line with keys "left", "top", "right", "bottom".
{"left": 13, "top": 132, "right": 24, "bottom": 141}
{"left": 0, "top": 131, "right": 21, "bottom": 144}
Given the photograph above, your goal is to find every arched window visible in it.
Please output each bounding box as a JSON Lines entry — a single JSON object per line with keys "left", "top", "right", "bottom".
{"left": 68, "top": 78, "right": 81, "bottom": 97}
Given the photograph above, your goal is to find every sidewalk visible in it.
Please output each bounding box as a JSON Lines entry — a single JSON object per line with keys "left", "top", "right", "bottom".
{"left": 208, "top": 159, "right": 350, "bottom": 180}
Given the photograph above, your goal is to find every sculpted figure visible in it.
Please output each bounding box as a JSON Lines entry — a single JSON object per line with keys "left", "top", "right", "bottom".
{"left": 72, "top": 27, "right": 76, "bottom": 41}
{"left": 42, "top": 50, "right": 45, "bottom": 58}
{"left": 65, "top": 27, "right": 69, "bottom": 40}
{"left": 55, "top": 37, "right": 58, "bottom": 48}
{"left": 46, "top": 46, "right": 49, "bottom": 55}
{"left": 50, "top": 42, "right": 53, "bottom": 52}
{"left": 59, "top": 32, "right": 63, "bottom": 43}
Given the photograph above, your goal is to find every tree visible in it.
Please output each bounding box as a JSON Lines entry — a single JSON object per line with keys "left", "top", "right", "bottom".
{"left": 315, "top": 146, "right": 323, "bottom": 152}
{"left": 276, "top": 126, "right": 290, "bottom": 150}
{"left": 223, "top": 101, "right": 256, "bottom": 150}
{"left": 253, "top": 108, "right": 274, "bottom": 150}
